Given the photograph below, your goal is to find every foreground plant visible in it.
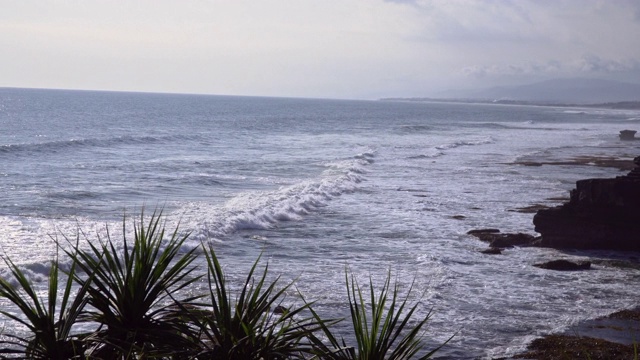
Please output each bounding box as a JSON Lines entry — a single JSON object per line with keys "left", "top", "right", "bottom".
{"left": 64, "top": 210, "right": 201, "bottom": 358}
{"left": 0, "top": 251, "right": 88, "bottom": 359}
{"left": 193, "top": 247, "right": 325, "bottom": 359}
{"left": 309, "top": 271, "right": 450, "bottom": 360}
{"left": 0, "top": 209, "right": 450, "bottom": 359}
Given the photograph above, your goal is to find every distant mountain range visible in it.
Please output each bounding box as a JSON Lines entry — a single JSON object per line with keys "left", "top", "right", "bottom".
{"left": 434, "top": 78, "right": 640, "bottom": 104}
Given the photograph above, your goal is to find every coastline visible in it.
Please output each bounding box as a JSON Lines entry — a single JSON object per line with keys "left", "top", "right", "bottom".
{"left": 511, "top": 156, "right": 636, "bottom": 172}
{"left": 379, "top": 97, "right": 640, "bottom": 111}
{"left": 501, "top": 307, "right": 640, "bottom": 359}
{"left": 488, "top": 156, "right": 640, "bottom": 359}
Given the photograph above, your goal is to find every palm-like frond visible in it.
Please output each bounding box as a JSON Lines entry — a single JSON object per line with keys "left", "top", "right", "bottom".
{"left": 0, "top": 250, "right": 88, "bottom": 359}
{"left": 194, "top": 246, "right": 323, "bottom": 359}
{"left": 63, "top": 210, "right": 202, "bottom": 358}
{"left": 0, "top": 209, "right": 451, "bottom": 360}
{"left": 308, "top": 270, "right": 451, "bottom": 360}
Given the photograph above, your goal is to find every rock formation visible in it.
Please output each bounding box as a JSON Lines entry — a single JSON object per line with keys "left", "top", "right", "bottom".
{"left": 533, "top": 259, "right": 591, "bottom": 271}
{"left": 467, "top": 229, "right": 537, "bottom": 248}
{"left": 619, "top": 130, "right": 637, "bottom": 140}
{"left": 480, "top": 247, "right": 502, "bottom": 255}
{"left": 533, "top": 156, "right": 640, "bottom": 250}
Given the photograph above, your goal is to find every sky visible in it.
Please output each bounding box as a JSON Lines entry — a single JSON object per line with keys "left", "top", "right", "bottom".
{"left": 2, "top": 0, "right": 640, "bottom": 99}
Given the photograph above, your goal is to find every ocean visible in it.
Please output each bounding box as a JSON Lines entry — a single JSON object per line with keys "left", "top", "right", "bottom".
{"left": 1, "top": 87, "right": 640, "bottom": 358}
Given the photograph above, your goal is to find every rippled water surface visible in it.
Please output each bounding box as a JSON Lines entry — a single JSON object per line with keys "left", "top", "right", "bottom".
{"left": 1, "top": 88, "right": 640, "bottom": 358}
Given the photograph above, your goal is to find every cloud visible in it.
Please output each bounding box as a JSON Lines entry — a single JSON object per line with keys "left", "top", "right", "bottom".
{"left": 460, "top": 56, "right": 640, "bottom": 80}
{"left": 2, "top": 0, "right": 640, "bottom": 98}
{"left": 383, "top": 0, "right": 418, "bottom": 3}
{"left": 460, "top": 61, "right": 562, "bottom": 78}
{"left": 571, "top": 55, "right": 640, "bottom": 74}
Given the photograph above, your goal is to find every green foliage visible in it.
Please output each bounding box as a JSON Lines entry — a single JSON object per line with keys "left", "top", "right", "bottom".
{"left": 308, "top": 271, "right": 450, "bottom": 360}
{"left": 193, "top": 246, "right": 324, "bottom": 359}
{"left": 0, "top": 251, "right": 88, "bottom": 359}
{"left": 63, "top": 210, "right": 202, "bottom": 358}
{"left": 0, "top": 210, "right": 450, "bottom": 359}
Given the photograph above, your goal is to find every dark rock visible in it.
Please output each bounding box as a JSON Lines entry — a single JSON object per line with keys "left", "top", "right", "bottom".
{"left": 273, "top": 305, "right": 289, "bottom": 315}
{"left": 469, "top": 231, "right": 537, "bottom": 248}
{"left": 591, "top": 259, "right": 640, "bottom": 271}
{"left": 533, "top": 259, "right": 591, "bottom": 271}
{"left": 608, "top": 308, "right": 640, "bottom": 321}
{"left": 480, "top": 247, "right": 502, "bottom": 255}
{"left": 489, "top": 233, "right": 537, "bottom": 248}
{"left": 451, "top": 215, "right": 466, "bottom": 220}
{"left": 533, "top": 155, "right": 640, "bottom": 250}
{"left": 512, "top": 334, "right": 635, "bottom": 359}
{"left": 619, "top": 129, "right": 637, "bottom": 140}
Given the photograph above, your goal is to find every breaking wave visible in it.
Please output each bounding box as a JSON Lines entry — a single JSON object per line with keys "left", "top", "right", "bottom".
{"left": 185, "top": 152, "right": 375, "bottom": 242}
{"left": 0, "top": 134, "right": 202, "bottom": 156}
{"left": 435, "top": 137, "right": 495, "bottom": 150}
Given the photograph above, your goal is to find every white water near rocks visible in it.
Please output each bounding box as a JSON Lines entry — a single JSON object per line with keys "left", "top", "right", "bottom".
{"left": 1, "top": 88, "right": 640, "bottom": 358}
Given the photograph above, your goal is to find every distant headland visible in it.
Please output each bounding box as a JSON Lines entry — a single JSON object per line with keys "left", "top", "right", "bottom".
{"left": 381, "top": 77, "right": 640, "bottom": 110}
{"left": 379, "top": 97, "right": 640, "bottom": 110}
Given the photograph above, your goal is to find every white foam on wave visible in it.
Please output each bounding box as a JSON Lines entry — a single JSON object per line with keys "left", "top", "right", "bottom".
{"left": 184, "top": 152, "right": 375, "bottom": 243}
{"left": 435, "top": 137, "right": 494, "bottom": 151}
{"left": 0, "top": 216, "right": 76, "bottom": 283}
{"left": 0, "top": 145, "right": 375, "bottom": 280}
{"left": 559, "top": 107, "right": 640, "bottom": 118}
{"left": 407, "top": 152, "right": 443, "bottom": 159}
{"left": 0, "top": 213, "right": 144, "bottom": 284}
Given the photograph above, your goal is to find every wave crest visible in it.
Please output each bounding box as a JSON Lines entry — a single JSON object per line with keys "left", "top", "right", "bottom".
{"left": 0, "top": 134, "right": 201, "bottom": 156}
{"left": 187, "top": 152, "right": 374, "bottom": 242}
{"left": 435, "top": 137, "right": 494, "bottom": 150}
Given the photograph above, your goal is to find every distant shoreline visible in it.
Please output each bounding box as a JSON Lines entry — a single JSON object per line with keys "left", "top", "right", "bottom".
{"left": 379, "top": 97, "right": 640, "bottom": 110}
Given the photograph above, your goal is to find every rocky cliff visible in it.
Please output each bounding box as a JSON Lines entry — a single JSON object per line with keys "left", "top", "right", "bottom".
{"left": 533, "top": 156, "right": 640, "bottom": 250}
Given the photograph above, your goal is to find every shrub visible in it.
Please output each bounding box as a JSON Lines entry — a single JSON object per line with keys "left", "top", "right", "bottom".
{"left": 0, "top": 250, "right": 88, "bottom": 359}
{"left": 0, "top": 211, "right": 449, "bottom": 359}
{"left": 62, "top": 210, "right": 202, "bottom": 358}
{"left": 189, "top": 246, "right": 330, "bottom": 359}
{"left": 307, "top": 271, "right": 450, "bottom": 360}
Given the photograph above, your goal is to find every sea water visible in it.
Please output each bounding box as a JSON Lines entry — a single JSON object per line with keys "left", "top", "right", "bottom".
{"left": 1, "top": 88, "right": 640, "bottom": 358}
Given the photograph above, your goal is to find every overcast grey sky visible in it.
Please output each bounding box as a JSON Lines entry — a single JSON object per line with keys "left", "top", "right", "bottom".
{"left": 2, "top": 0, "right": 640, "bottom": 99}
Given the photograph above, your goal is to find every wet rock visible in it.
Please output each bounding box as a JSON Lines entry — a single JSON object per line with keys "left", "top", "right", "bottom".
{"left": 533, "top": 155, "right": 640, "bottom": 250}
{"left": 512, "top": 334, "right": 635, "bottom": 359}
{"left": 469, "top": 230, "right": 537, "bottom": 248}
{"left": 489, "top": 233, "right": 537, "bottom": 248}
{"left": 608, "top": 308, "right": 640, "bottom": 321}
{"left": 467, "top": 228, "right": 500, "bottom": 235}
{"left": 591, "top": 259, "right": 640, "bottom": 271}
{"left": 619, "top": 129, "right": 637, "bottom": 140}
{"left": 273, "top": 305, "right": 289, "bottom": 315}
{"left": 480, "top": 247, "right": 502, "bottom": 255}
{"left": 533, "top": 259, "right": 591, "bottom": 271}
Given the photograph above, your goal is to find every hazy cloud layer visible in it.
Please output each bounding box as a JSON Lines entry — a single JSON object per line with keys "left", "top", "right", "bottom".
{"left": 461, "top": 56, "right": 640, "bottom": 78}
{"left": 1, "top": 0, "right": 639, "bottom": 98}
